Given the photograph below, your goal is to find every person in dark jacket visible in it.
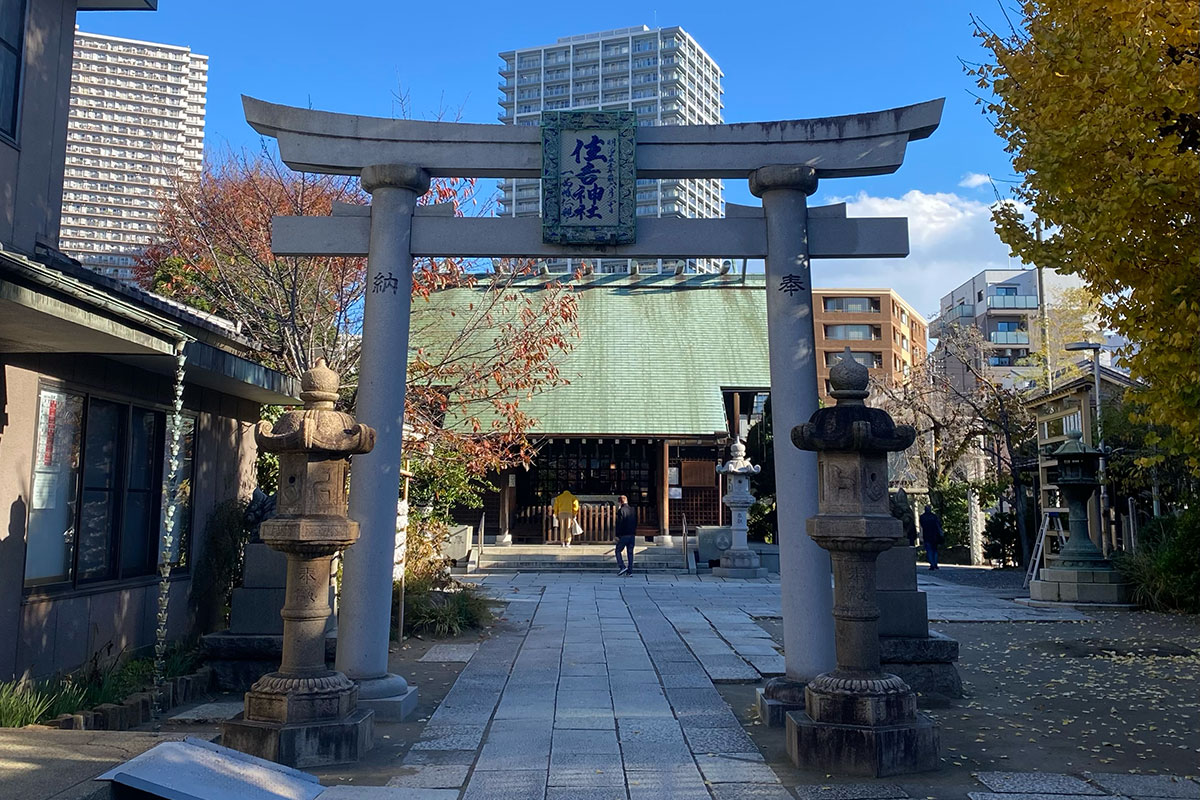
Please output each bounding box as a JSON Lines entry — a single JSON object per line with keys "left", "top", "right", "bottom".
{"left": 918, "top": 504, "right": 943, "bottom": 570}
{"left": 614, "top": 495, "right": 638, "bottom": 576}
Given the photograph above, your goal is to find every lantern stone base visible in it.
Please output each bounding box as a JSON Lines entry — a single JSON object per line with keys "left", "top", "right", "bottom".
{"left": 757, "top": 677, "right": 807, "bottom": 727}
{"left": 1029, "top": 560, "right": 1132, "bottom": 606}
{"left": 221, "top": 707, "right": 373, "bottom": 768}
{"left": 881, "top": 631, "right": 963, "bottom": 699}
{"left": 787, "top": 709, "right": 940, "bottom": 777}
{"left": 713, "top": 547, "right": 767, "bottom": 579}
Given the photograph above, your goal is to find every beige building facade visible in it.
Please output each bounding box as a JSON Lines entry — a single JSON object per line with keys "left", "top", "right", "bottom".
{"left": 812, "top": 288, "right": 927, "bottom": 404}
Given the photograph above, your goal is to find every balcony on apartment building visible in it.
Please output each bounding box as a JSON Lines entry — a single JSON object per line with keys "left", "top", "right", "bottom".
{"left": 985, "top": 294, "right": 1039, "bottom": 310}
{"left": 989, "top": 330, "right": 1030, "bottom": 345}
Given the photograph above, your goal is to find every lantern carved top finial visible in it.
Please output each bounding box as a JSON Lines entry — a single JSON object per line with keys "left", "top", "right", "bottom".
{"left": 717, "top": 438, "right": 761, "bottom": 476}
{"left": 829, "top": 346, "right": 870, "bottom": 403}
{"left": 256, "top": 359, "right": 375, "bottom": 455}
{"left": 791, "top": 349, "right": 915, "bottom": 454}
{"left": 300, "top": 358, "right": 340, "bottom": 409}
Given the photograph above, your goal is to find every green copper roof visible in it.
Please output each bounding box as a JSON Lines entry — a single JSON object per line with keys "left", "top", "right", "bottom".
{"left": 413, "top": 273, "right": 770, "bottom": 437}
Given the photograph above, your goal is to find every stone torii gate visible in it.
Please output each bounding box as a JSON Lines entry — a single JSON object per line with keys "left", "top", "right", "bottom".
{"left": 243, "top": 95, "right": 943, "bottom": 720}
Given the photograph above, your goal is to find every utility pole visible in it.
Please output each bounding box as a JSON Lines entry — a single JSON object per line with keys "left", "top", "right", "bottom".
{"left": 1035, "top": 222, "right": 1052, "bottom": 391}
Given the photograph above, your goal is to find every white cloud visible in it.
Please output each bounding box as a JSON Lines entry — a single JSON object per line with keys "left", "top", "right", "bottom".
{"left": 812, "top": 189, "right": 1028, "bottom": 319}
{"left": 958, "top": 172, "right": 992, "bottom": 189}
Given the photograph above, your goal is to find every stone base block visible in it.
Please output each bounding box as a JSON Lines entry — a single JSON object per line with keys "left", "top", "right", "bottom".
{"left": 203, "top": 632, "right": 337, "bottom": 691}
{"left": 787, "top": 710, "right": 940, "bottom": 777}
{"left": 357, "top": 684, "right": 418, "bottom": 722}
{"left": 880, "top": 631, "right": 963, "bottom": 698}
{"left": 876, "top": 546, "right": 918, "bottom": 591}
{"left": 1030, "top": 578, "right": 1132, "bottom": 604}
{"left": 757, "top": 687, "right": 803, "bottom": 727}
{"left": 229, "top": 588, "right": 287, "bottom": 635}
{"left": 1039, "top": 566, "right": 1126, "bottom": 584}
{"left": 883, "top": 663, "right": 963, "bottom": 700}
{"left": 877, "top": 592, "right": 929, "bottom": 639}
{"left": 712, "top": 565, "right": 768, "bottom": 579}
{"left": 242, "top": 542, "right": 288, "bottom": 588}
{"left": 221, "top": 707, "right": 374, "bottom": 768}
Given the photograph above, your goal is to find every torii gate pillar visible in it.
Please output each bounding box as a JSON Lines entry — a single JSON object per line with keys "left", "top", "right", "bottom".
{"left": 334, "top": 164, "right": 429, "bottom": 720}
{"left": 750, "top": 167, "right": 836, "bottom": 699}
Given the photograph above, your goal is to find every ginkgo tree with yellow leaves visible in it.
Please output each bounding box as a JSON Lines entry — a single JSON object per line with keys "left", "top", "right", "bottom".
{"left": 969, "top": 0, "right": 1200, "bottom": 472}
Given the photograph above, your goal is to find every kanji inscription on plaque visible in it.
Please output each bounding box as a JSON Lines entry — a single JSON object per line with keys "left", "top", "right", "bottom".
{"left": 542, "top": 111, "right": 636, "bottom": 245}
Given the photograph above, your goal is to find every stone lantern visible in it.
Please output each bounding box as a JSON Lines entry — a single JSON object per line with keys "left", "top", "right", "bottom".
{"left": 222, "top": 359, "right": 377, "bottom": 767}
{"left": 1029, "top": 431, "right": 1130, "bottom": 604}
{"left": 786, "top": 348, "right": 939, "bottom": 776}
{"left": 713, "top": 439, "right": 768, "bottom": 579}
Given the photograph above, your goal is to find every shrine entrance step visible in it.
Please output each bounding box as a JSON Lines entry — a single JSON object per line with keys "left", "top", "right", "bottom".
{"left": 476, "top": 543, "right": 688, "bottom": 574}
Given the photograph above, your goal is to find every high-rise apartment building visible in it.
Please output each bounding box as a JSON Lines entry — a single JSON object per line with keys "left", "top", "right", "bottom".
{"left": 59, "top": 30, "right": 207, "bottom": 282}
{"left": 497, "top": 25, "right": 724, "bottom": 274}
{"left": 933, "top": 267, "right": 1084, "bottom": 391}
{"left": 812, "top": 288, "right": 928, "bottom": 404}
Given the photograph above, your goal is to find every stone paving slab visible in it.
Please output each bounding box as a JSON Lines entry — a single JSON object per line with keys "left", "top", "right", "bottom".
{"left": 462, "top": 769, "right": 549, "bottom": 800}
{"left": 682, "top": 724, "right": 761, "bottom": 754}
{"left": 317, "top": 788, "right": 459, "bottom": 799}
{"left": 167, "top": 701, "right": 244, "bottom": 722}
{"left": 419, "top": 643, "right": 480, "bottom": 662}
{"left": 696, "top": 753, "right": 782, "bottom": 784}
{"left": 975, "top": 771, "right": 1106, "bottom": 795}
{"left": 549, "top": 759, "right": 627, "bottom": 787}
{"left": 1084, "top": 774, "right": 1200, "bottom": 799}
{"left": 384, "top": 764, "right": 470, "bottom": 788}
{"left": 793, "top": 784, "right": 910, "bottom": 799}
{"left": 711, "top": 784, "right": 799, "bottom": 800}
{"left": 400, "top": 749, "right": 479, "bottom": 766}
{"left": 546, "top": 789, "right": 628, "bottom": 800}
{"left": 626, "top": 765, "right": 713, "bottom": 800}
{"left": 409, "top": 724, "right": 487, "bottom": 751}
{"left": 967, "top": 795, "right": 1129, "bottom": 800}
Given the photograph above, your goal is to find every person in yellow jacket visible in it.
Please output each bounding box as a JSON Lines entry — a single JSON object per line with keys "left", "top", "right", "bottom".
{"left": 552, "top": 490, "right": 580, "bottom": 547}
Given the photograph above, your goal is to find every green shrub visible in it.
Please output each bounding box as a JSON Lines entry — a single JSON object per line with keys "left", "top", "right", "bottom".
{"left": 1114, "top": 508, "right": 1200, "bottom": 613}
{"left": 0, "top": 641, "right": 203, "bottom": 727}
{"left": 392, "top": 517, "right": 492, "bottom": 639}
{"left": 0, "top": 682, "right": 55, "bottom": 728}
{"left": 403, "top": 582, "right": 493, "bottom": 638}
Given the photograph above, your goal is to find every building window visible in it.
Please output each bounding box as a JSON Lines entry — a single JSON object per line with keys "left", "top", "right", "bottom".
{"left": 995, "top": 285, "right": 1018, "bottom": 296}
{"left": 995, "top": 320, "right": 1022, "bottom": 332}
{"left": 825, "top": 351, "right": 883, "bottom": 369}
{"left": 823, "top": 296, "right": 880, "bottom": 313}
{"left": 24, "top": 386, "right": 196, "bottom": 590}
{"left": 0, "top": 0, "right": 26, "bottom": 139}
{"left": 824, "top": 324, "right": 880, "bottom": 341}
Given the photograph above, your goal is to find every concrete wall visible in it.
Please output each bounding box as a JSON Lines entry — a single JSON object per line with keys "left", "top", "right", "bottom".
{"left": 0, "top": 0, "right": 77, "bottom": 256}
{"left": 0, "top": 354, "right": 259, "bottom": 680}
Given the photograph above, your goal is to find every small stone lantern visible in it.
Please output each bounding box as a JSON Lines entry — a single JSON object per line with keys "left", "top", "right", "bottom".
{"left": 713, "top": 439, "right": 768, "bottom": 578}
{"left": 222, "top": 359, "right": 377, "bottom": 767}
{"left": 786, "top": 348, "right": 939, "bottom": 776}
{"left": 1029, "top": 431, "right": 1130, "bottom": 604}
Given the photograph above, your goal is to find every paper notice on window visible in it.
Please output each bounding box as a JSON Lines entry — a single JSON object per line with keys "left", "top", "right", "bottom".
{"left": 32, "top": 469, "right": 60, "bottom": 510}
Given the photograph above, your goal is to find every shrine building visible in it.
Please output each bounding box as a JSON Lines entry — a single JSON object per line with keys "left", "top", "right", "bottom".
{"left": 418, "top": 271, "right": 770, "bottom": 544}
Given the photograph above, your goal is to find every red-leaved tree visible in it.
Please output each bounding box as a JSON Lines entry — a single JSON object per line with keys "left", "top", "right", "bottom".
{"left": 138, "top": 146, "right": 578, "bottom": 478}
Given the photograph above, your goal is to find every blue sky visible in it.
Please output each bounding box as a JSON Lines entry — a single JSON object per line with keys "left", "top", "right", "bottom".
{"left": 80, "top": 0, "right": 1028, "bottom": 317}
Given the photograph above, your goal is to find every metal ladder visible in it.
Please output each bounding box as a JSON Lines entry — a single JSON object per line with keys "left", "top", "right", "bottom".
{"left": 1024, "top": 510, "right": 1066, "bottom": 588}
